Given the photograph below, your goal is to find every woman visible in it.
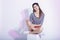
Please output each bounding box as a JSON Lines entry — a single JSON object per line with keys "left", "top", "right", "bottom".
{"left": 26, "top": 3, "right": 45, "bottom": 34}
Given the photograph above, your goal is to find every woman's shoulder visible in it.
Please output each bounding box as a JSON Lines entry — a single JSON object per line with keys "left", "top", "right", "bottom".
{"left": 30, "top": 13, "right": 34, "bottom": 16}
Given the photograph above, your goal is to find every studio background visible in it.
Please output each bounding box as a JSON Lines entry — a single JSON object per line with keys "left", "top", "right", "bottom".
{"left": 0, "top": 0, "right": 60, "bottom": 40}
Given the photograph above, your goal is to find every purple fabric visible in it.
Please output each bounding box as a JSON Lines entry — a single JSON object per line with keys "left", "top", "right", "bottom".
{"left": 8, "top": 30, "right": 27, "bottom": 40}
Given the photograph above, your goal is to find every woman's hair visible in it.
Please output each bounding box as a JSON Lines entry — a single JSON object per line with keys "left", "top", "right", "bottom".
{"left": 32, "top": 3, "right": 43, "bottom": 18}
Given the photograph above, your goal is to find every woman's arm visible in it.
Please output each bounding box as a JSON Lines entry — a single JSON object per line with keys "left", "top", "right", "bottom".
{"left": 26, "top": 19, "right": 42, "bottom": 30}
{"left": 26, "top": 19, "right": 34, "bottom": 29}
{"left": 26, "top": 19, "right": 43, "bottom": 33}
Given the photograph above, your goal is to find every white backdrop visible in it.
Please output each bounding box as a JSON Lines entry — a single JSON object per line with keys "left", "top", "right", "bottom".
{"left": 0, "top": 0, "right": 60, "bottom": 40}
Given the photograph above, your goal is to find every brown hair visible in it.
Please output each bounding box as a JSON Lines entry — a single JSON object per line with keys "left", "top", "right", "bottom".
{"left": 32, "top": 3, "right": 43, "bottom": 18}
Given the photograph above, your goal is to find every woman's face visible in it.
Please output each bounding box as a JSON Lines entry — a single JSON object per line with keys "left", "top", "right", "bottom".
{"left": 33, "top": 4, "right": 39, "bottom": 12}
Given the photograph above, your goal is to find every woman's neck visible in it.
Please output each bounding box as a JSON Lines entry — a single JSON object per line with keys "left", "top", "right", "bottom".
{"left": 35, "top": 10, "right": 39, "bottom": 14}
{"left": 34, "top": 10, "right": 40, "bottom": 18}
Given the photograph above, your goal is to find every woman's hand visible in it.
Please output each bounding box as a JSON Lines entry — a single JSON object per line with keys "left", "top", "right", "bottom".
{"left": 30, "top": 24, "right": 36, "bottom": 30}
{"left": 26, "top": 19, "right": 43, "bottom": 33}
{"left": 30, "top": 24, "right": 40, "bottom": 31}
